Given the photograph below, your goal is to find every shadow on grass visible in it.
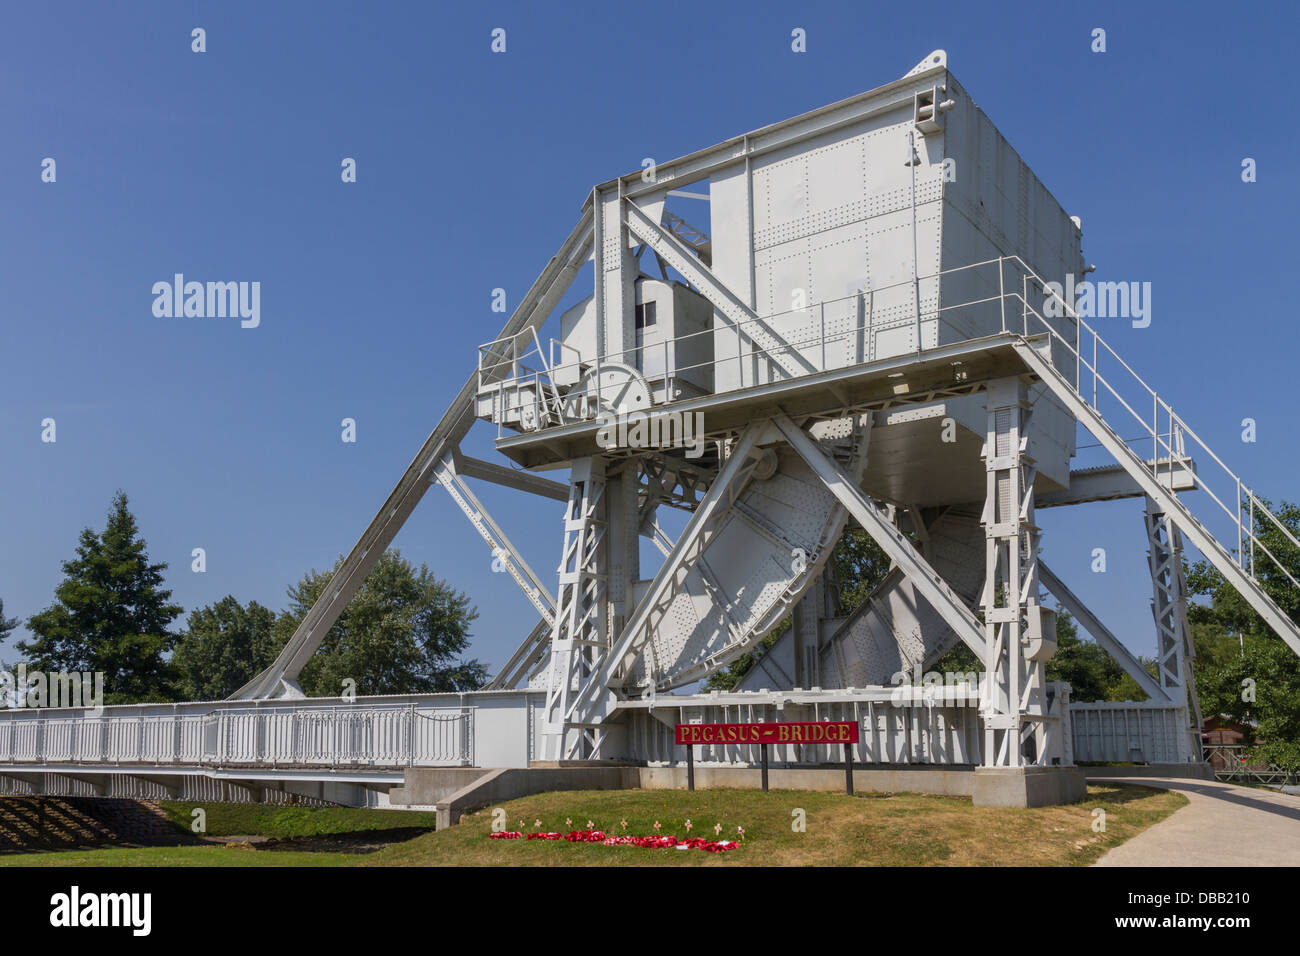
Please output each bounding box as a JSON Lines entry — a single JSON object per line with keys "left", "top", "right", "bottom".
{"left": 255, "top": 827, "right": 434, "bottom": 854}
{"left": 1093, "top": 776, "right": 1300, "bottom": 824}
{"left": 1084, "top": 784, "right": 1168, "bottom": 808}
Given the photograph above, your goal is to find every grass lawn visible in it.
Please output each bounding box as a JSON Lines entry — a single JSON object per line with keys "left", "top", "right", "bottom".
{"left": 153, "top": 801, "right": 439, "bottom": 839}
{"left": 0, "top": 799, "right": 439, "bottom": 866}
{"left": 364, "top": 783, "right": 1187, "bottom": 867}
{"left": 0, "top": 783, "right": 1186, "bottom": 866}
{"left": 0, "top": 845, "right": 362, "bottom": 867}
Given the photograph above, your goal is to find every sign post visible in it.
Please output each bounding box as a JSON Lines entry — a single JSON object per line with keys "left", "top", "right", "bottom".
{"left": 674, "top": 721, "right": 860, "bottom": 794}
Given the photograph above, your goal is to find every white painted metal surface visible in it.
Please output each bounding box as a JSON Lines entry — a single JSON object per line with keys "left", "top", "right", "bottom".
{"left": 271, "top": 48, "right": 1300, "bottom": 765}
{"left": 741, "top": 506, "right": 985, "bottom": 691}
{"left": 1070, "top": 702, "right": 1196, "bottom": 765}
{"left": 8, "top": 51, "right": 1297, "bottom": 783}
{"left": 0, "top": 692, "right": 546, "bottom": 772}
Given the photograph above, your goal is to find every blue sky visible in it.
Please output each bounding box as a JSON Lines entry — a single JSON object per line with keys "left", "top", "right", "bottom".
{"left": 2, "top": 0, "right": 1297, "bottom": 678}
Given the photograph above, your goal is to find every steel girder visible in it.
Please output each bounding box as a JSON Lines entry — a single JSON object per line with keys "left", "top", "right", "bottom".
{"left": 1013, "top": 338, "right": 1300, "bottom": 659}
{"left": 1145, "top": 496, "right": 1204, "bottom": 759}
{"left": 623, "top": 200, "right": 816, "bottom": 382}
{"left": 545, "top": 422, "right": 769, "bottom": 758}
{"left": 489, "top": 454, "right": 710, "bottom": 694}
{"left": 230, "top": 211, "right": 594, "bottom": 699}
{"left": 1038, "top": 562, "right": 1170, "bottom": 703}
{"left": 976, "top": 378, "right": 1055, "bottom": 768}
{"left": 485, "top": 618, "right": 552, "bottom": 691}
{"left": 454, "top": 452, "right": 570, "bottom": 502}
{"left": 541, "top": 457, "right": 610, "bottom": 758}
{"left": 432, "top": 453, "right": 555, "bottom": 626}
{"left": 772, "top": 413, "right": 989, "bottom": 661}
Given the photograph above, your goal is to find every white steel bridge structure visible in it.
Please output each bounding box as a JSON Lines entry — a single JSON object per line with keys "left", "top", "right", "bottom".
{"left": 4, "top": 51, "right": 1296, "bottom": 808}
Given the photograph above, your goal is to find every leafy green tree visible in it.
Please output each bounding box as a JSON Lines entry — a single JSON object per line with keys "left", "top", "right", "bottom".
{"left": 19, "top": 491, "right": 182, "bottom": 703}
{"left": 0, "top": 600, "right": 19, "bottom": 707}
{"left": 1190, "top": 619, "right": 1244, "bottom": 672}
{"left": 1195, "top": 632, "right": 1300, "bottom": 769}
{"left": 1186, "top": 497, "right": 1300, "bottom": 769}
{"left": 1187, "top": 498, "right": 1300, "bottom": 633}
{"left": 927, "top": 638, "right": 979, "bottom": 675}
{"left": 172, "top": 596, "right": 280, "bottom": 701}
{"left": 1045, "top": 611, "right": 1149, "bottom": 702}
{"left": 275, "top": 549, "right": 487, "bottom": 697}
{"left": 832, "top": 526, "right": 894, "bottom": 615}
{"left": 1106, "top": 668, "right": 1154, "bottom": 703}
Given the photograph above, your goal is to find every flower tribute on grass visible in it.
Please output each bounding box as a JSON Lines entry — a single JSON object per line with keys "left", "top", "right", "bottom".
{"left": 490, "top": 816, "right": 743, "bottom": 854}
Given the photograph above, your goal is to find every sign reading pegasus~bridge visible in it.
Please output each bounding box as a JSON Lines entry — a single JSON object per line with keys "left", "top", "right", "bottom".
{"left": 674, "top": 721, "right": 861, "bottom": 795}
{"left": 674, "top": 721, "right": 860, "bottom": 745}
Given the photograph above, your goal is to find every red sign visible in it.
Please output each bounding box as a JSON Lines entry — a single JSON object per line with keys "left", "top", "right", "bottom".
{"left": 675, "top": 721, "right": 859, "bottom": 746}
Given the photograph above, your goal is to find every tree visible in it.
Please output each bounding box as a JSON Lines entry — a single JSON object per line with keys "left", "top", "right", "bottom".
{"left": 1186, "top": 497, "right": 1300, "bottom": 769}
{"left": 274, "top": 549, "right": 487, "bottom": 697}
{"left": 1195, "top": 632, "right": 1300, "bottom": 769}
{"left": 172, "top": 597, "right": 280, "bottom": 701}
{"left": 19, "top": 491, "right": 182, "bottom": 703}
{"left": 1187, "top": 498, "right": 1300, "bottom": 633}
{"left": 832, "top": 526, "right": 894, "bottom": 616}
{"left": 1045, "top": 611, "right": 1148, "bottom": 702}
{"left": 0, "top": 599, "right": 19, "bottom": 707}
{"left": 0, "top": 599, "right": 17, "bottom": 645}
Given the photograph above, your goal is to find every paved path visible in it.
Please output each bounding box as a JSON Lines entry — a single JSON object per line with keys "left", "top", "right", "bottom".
{"left": 1092, "top": 776, "right": 1300, "bottom": 866}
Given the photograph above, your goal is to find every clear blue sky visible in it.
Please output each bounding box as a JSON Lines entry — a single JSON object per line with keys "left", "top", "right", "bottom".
{"left": 2, "top": 0, "right": 1297, "bottom": 677}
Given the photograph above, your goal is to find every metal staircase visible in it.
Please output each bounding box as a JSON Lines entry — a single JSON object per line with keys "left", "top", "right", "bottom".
{"left": 730, "top": 256, "right": 1300, "bottom": 695}
{"left": 999, "top": 257, "right": 1300, "bottom": 656}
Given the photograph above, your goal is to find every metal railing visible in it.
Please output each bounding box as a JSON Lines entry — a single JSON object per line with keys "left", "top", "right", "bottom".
{"left": 1204, "top": 743, "right": 1298, "bottom": 786}
{"left": 476, "top": 254, "right": 1300, "bottom": 614}
{"left": 0, "top": 704, "right": 474, "bottom": 769}
{"left": 476, "top": 257, "right": 1032, "bottom": 438}
{"left": 998, "top": 254, "right": 1300, "bottom": 600}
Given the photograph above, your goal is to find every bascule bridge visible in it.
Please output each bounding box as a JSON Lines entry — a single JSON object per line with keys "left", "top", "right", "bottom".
{"left": 3, "top": 51, "right": 1297, "bottom": 810}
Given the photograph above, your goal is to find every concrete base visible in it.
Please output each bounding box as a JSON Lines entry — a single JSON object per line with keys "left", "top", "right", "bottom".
{"left": 426, "top": 767, "right": 641, "bottom": 828}
{"left": 409, "top": 763, "right": 983, "bottom": 827}
{"left": 640, "top": 765, "right": 975, "bottom": 796}
{"left": 971, "top": 766, "right": 1087, "bottom": 807}
{"left": 386, "top": 768, "right": 497, "bottom": 807}
{"left": 401, "top": 763, "right": 1096, "bottom": 826}
{"left": 1081, "top": 763, "right": 1215, "bottom": 781}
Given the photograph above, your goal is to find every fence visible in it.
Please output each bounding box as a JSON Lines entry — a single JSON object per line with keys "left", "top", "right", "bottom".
{"left": 1069, "top": 702, "right": 1192, "bottom": 764}
{"left": 1204, "top": 743, "right": 1298, "bottom": 787}
{"left": 0, "top": 703, "right": 474, "bottom": 769}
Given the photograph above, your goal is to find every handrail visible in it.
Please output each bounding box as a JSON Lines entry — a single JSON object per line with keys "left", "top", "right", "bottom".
{"left": 0, "top": 702, "right": 475, "bottom": 768}
{"left": 1204, "top": 743, "right": 1298, "bottom": 785}
{"left": 474, "top": 253, "right": 1300, "bottom": 610}
{"left": 1000, "top": 254, "right": 1300, "bottom": 597}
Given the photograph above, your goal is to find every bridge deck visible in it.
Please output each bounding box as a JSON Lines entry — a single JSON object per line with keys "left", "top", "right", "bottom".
{"left": 493, "top": 334, "right": 1033, "bottom": 470}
